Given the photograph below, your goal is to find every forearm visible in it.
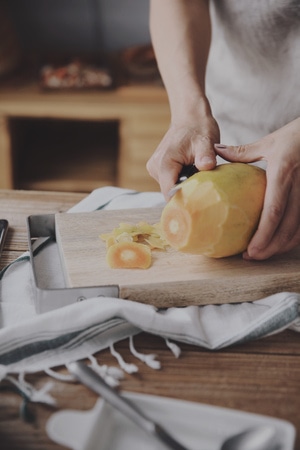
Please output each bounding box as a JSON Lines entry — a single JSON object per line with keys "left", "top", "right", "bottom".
{"left": 147, "top": 0, "right": 219, "bottom": 197}
{"left": 150, "top": 0, "right": 212, "bottom": 123}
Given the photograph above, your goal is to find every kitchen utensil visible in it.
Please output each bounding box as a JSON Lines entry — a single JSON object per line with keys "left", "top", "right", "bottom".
{"left": 67, "top": 361, "right": 277, "bottom": 450}
{"left": 47, "top": 391, "right": 295, "bottom": 450}
{"left": 67, "top": 361, "right": 188, "bottom": 450}
{"left": 168, "top": 165, "right": 199, "bottom": 198}
{"left": 27, "top": 214, "right": 118, "bottom": 313}
{"left": 0, "top": 219, "right": 8, "bottom": 259}
{"left": 220, "top": 425, "right": 276, "bottom": 450}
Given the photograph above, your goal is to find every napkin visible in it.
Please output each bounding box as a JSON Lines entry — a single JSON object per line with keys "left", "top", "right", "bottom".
{"left": 0, "top": 187, "right": 300, "bottom": 401}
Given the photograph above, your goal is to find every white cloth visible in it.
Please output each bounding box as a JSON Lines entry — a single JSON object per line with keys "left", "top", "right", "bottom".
{"left": 0, "top": 187, "right": 300, "bottom": 382}
{"left": 207, "top": 0, "right": 300, "bottom": 145}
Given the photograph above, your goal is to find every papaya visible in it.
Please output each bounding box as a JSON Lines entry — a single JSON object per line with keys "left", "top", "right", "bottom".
{"left": 100, "top": 221, "right": 168, "bottom": 269}
{"left": 160, "top": 163, "right": 266, "bottom": 258}
{"left": 106, "top": 241, "right": 152, "bottom": 269}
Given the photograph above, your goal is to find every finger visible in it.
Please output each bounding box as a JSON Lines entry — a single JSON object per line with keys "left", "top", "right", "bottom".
{"left": 194, "top": 135, "right": 217, "bottom": 170}
{"left": 245, "top": 169, "right": 294, "bottom": 259}
{"left": 245, "top": 182, "right": 300, "bottom": 259}
{"left": 160, "top": 161, "right": 184, "bottom": 200}
{"left": 147, "top": 155, "right": 181, "bottom": 200}
{"left": 275, "top": 227, "right": 300, "bottom": 255}
{"left": 146, "top": 146, "right": 161, "bottom": 180}
{"left": 214, "top": 142, "right": 265, "bottom": 163}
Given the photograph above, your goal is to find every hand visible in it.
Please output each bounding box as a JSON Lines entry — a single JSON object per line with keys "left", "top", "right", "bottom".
{"left": 147, "top": 115, "right": 220, "bottom": 199}
{"left": 148, "top": 0, "right": 215, "bottom": 199}
{"left": 215, "top": 117, "right": 300, "bottom": 260}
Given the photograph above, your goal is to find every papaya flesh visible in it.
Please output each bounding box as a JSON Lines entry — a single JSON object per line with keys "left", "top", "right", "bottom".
{"left": 106, "top": 241, "right": 152, "bottom": 269}
{"left": 160, "top": 163, "right": 266, "bottom": 258}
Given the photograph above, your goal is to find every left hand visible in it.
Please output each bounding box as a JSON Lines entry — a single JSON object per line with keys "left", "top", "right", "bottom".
{"left": 215, "top": 117, "right": 300, "bottom": 260}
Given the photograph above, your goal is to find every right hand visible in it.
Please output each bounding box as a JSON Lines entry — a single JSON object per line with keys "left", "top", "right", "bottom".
{"left": 146, "top": 115, "right": 220, "bottom": 199}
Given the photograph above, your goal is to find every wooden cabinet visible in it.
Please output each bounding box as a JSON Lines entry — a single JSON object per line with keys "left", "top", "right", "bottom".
{"left": 0, "top": 83, "right": 170, "bottom": 192}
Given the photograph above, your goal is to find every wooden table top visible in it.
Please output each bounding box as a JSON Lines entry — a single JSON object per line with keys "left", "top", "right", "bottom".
{"left": 0, "top": 188, "right": 299, "bottom": 450}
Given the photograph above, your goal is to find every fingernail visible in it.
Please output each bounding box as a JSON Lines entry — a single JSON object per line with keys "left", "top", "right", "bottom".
{"left": 214, "top": 144, "right": 227, "bottom": 150}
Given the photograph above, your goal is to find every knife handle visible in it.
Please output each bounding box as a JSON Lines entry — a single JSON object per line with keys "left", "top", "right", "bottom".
{"left": 0, "top": 219, "right": 8, "bottom": 260}
{"left": 176, "top": 165, "right": 199, "bottom": 184}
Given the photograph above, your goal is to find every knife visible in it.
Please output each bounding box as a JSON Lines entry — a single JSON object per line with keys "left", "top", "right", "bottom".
{"left": 168, "top": 165, "right": 199, "bottom": 198}
{"left": 0, "top": 219, "right": 8, "bottom": 260}
{"left": 67, "top": 361, "right": 189, "bottom": 450}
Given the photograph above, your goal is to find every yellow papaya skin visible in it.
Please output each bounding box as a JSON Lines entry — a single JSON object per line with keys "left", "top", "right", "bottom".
{"left": 160, "top": 163, "right": 266, "bottom": 258}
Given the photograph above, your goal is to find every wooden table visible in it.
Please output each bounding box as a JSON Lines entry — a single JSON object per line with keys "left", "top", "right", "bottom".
{"left": 0, "top": 189, "right": 299, "bottom": 450}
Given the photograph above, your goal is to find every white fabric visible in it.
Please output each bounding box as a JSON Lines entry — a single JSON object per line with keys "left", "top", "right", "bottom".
{"left": 207, "top": 0, "right": 300, "bottom": 146}
{"left": 0, "top": 187, "right": 299, "bottom": 381}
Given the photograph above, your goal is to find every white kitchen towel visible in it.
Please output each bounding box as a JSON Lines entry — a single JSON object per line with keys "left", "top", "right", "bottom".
{"left": 0, "top": 186, "right": 300, "bottom": 387}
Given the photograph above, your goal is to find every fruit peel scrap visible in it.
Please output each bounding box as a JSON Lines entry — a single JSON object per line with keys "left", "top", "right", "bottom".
{"left": 100, "top": 220, "right": 169, "bottom": 269}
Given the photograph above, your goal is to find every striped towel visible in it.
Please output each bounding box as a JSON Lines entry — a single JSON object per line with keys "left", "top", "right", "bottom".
{"left": 0, "top": 187, "right": 299, "bottom": 403}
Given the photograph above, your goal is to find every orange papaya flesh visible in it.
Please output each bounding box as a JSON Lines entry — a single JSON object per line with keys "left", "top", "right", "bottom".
{"left": 106, "top": 241, "right": 152, "bottom": 269}
{"left": 160, "top": 163, "right": 266, "bottom": 258}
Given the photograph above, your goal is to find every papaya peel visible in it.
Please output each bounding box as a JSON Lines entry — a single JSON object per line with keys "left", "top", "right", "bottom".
{"left": 100, "top": 221, "right": 168, "bottom": 269}
{"left": 160, "top": 163, "right": 266, "bottom": 258}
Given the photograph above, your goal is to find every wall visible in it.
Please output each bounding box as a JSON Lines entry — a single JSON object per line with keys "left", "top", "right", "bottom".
{"left": 5, "top": 0, "right": 151, "bottom": 56}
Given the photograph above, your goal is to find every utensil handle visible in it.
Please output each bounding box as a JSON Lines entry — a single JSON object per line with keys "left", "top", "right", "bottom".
{"left": 68, "top": 361, "right": 154, "bottom": 433}
{"left": 176, "top": 165, "right": 199, "bottom": 184}
{"left": 0, "top": 219, "right": 8, "bottom": 259}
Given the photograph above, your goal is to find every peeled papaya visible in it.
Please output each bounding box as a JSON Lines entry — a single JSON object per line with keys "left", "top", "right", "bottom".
{"left": 106, "top": 241, "right": 152, "bottom": 269}
{"left": 160, "top": 163, "right": 266, "bottom": 258}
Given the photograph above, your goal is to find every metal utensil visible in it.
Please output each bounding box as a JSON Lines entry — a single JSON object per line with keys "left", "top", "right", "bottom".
{"left": 220, "top": 424, "right": 276, "bottom": 450}
{"left": 67, "top": 361, "right": 189, "bottom": 450}
{"left": 68, "top": 361, "right": 276, "bottom": 450}
{"left": 168, "top": 165, "right": 199, "bottom": 198}
{"left": 0, "top": 219, "right": 8, "bottom": 260}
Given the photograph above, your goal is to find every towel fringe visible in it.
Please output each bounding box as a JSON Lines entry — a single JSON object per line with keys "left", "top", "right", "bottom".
{"left": 165, "top": 338, "right": 181, "bottom": 358}
{"left": 129, "top": 336, "right": 161, "bottom": 370}
{"left": 45, "top": 367, "right": 74, "bottom": 382}
{"left": 110, "top": 343, "right": 138, "bottom": 374}
{"left": 5, "top": 373, "right": 56, "bottom": 406}
{"left": 87, "top": 354, "right": 124, "bottom": 387}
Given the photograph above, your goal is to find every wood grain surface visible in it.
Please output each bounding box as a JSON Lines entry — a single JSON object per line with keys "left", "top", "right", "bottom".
{"left": 0, "top": 189, "right": 299, "bottom": 450}
{"left": 55, "top": 208, "right": 300, "bottom": 307}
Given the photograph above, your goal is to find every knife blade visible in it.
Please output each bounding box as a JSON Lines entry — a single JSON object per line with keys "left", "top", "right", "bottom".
{"left": 168, "top": 165, "right": 199, "bottom": 198}
{"left": 67, "top": 361, "right": 189, "bottom": 450}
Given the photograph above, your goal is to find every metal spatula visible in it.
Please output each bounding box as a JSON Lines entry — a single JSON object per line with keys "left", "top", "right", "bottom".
{"left": 67, "top": 361, "right": 276, "bottom": 450}
{"left": 67, "top": 360, "right": 189, "bottom": 450}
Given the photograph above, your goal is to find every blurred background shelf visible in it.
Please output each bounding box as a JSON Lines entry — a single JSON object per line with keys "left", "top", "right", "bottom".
{"left": 0, "top": 0, "right": 170, "bottom": 193}
{"left": 0, "top": 83, "right": 170, "bottom": 193}
{"left": 13, "top": 118, "right": 118, "bottom": 192}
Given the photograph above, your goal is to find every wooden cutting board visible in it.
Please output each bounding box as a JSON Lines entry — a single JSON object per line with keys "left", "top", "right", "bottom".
{"left": 55, "top": 208, "right": 300, "bottom": 307}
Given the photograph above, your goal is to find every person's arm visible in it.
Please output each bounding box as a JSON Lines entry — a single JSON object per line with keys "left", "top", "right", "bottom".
{"left": 215, "top": 117, "right": 300, "bottom": 260}
{"left": 147, "top": 0, "right": 220, "bottom": 198}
